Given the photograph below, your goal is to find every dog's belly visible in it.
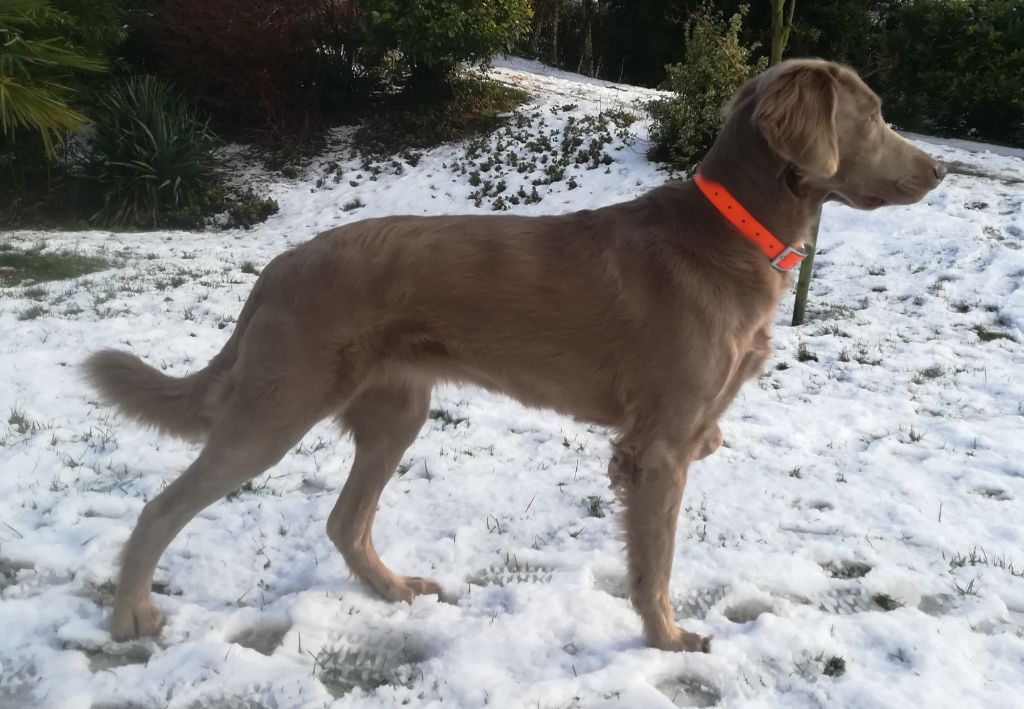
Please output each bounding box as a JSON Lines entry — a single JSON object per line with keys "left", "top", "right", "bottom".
{"left": 380, "top": 338, "right": 628, "bottom": 428}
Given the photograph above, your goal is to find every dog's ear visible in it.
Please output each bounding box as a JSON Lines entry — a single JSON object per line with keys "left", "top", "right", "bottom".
{"left": 755, "top": 63, "right": 840, "bottom": 178}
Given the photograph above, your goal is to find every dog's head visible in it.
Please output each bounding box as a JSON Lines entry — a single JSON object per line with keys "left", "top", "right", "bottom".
{"left": 743, "top": 59, "right": 945, "bottom": 209}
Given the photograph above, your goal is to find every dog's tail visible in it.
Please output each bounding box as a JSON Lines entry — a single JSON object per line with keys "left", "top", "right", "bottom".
{"left": 83, "top": 348, "right": 228, "bottom": 441}
{"left": 84, "top": 266, "right": 274, "bottom": 440}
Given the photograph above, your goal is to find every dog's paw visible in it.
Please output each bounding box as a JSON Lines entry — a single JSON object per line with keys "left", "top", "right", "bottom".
{"left": 401, "top": 576, "right": 443, "bottom": 598}
{"left": 110, "top": 597, "right": 164, "bottom": 641}
{"left": 648, "top": 627, "right": 712, "bottom": 653}
{"left": 375, "top": 575, "right": 444, "bottom": 603}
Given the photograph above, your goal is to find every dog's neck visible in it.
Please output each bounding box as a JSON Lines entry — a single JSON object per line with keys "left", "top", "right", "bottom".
{"left": 698, "top": 114, "right": 822, "bottom": 249}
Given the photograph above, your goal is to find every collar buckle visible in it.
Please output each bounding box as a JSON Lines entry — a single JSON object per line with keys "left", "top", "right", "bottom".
{"left": 770, "top": 244, "right": 808, "bottom": 273}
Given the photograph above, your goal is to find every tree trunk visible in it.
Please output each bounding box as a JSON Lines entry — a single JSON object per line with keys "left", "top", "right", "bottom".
{"left": 767, "top": 0, "right": 818, "bottom": 326}
{"left": 551, "top": 4, "right": 560, "bottom": 67}
{"left": 769, "top": 0, "right": 796, "bottom": 66}
{"left": 791, "top": 210, "right": 819, "bottom": 326}
{"left": 578, "top": 0, "right": 594, "bottom": 76}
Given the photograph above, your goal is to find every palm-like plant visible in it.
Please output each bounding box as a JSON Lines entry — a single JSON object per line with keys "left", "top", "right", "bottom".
{"left": 80, "top": 75, "right": 221, "bottom": 228}
{"left": 0, "top": 0, "right": 105, "bottom": 157}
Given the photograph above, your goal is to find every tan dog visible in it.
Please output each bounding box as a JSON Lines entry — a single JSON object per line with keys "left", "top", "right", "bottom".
{"left": 86, "top": 59, "right": 944, "bottom": 651}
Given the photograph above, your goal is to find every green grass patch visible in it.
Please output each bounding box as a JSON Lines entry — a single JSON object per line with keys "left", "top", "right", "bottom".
{"left": 17, "top": 304, "right": 48, "bottom": 320}
{"left": 822, "top": 655, "right": 846, "bottom": 677}
{"left": 797, "top": 343, "right": 818, "bottom": 363}
{"left": 973, "top": 324, "right": 1016, "bottom": 343}
{"left": 872, "top": 593, "right": 903, "bottom": 611}
{"left": 585, "top": 495, "right": 606, "bottom": 518}
{"left": 429, "top": 408, "right": 467, "bottom": 429}
{"left": 0, "top": 246, "right": 111, "bottom": 287}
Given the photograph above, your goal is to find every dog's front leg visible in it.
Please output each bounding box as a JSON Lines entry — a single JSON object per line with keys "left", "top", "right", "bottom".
{"left": 609, "top": 437, "right": 710, "bottom": 652}
{"left": 695, "top": 423, "right": 724, "bottom": 460}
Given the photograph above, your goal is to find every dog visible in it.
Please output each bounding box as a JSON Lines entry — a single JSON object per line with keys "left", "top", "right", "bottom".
{"left": 85, "top": 59, "right": 945, "bottom": 651}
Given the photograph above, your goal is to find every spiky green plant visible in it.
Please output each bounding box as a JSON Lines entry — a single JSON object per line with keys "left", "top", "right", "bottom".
{"left": 0, "top": 0, "right": 105, "bottom": 156}
{"left": 78, "top": 75, "right": 221, "bottom": 228}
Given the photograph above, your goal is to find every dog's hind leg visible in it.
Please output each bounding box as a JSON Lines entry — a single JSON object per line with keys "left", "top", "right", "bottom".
{"left": 327, "top": 378, "right": 435, "bottom": 602}
{"left": 109, "top": 309, "right": 341, "bottom": 640}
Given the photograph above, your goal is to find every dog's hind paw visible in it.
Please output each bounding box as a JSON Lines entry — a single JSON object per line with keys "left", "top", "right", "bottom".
{"left": 649, "top": 627, "right": 712, "bottom": 653}
{"left": 401, "top": 576, "right": 443, "bottom": 598}
{"left": 373, "top": 575, "right": 445, "bottom": 603}
{"left": 109, "top": 597, "right": 164, "bottom": 641}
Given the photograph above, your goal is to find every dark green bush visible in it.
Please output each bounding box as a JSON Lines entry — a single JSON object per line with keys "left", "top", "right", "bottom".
{"left": 646, "top": 4, "right": 767, "bottom": 171}
{"left": 226, "top": 190, "right": 279, "bottom": 229}
{"left": 358, "top": 0, "right": 533, "bottom": 91}
{"left": 49, "top": 0, "right": 127, "bottom": 59}
{"left": 77, "top": 76, "right": 221, "bottom": 228}
{"left": 877, "top": 0, "right": 1024, "bottom": 144}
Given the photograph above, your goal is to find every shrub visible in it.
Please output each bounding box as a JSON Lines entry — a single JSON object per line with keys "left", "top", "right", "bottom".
{"left": 77, "top": 76, "right": 220, "bottom": 228}
{"left": 358, "top": 0, "right": 533, "bottom": 92}
{"left": 226, "top": 189, "right": 279, "bottom": 229}
{"left": 150, "top": 0, "right": 376, "bottom": 146}
{"left": 0, "top": 0, "right": 105, "bottom": 178}
{"left": 354, "top": 74, "right": 530, "bottom": 157}
{"left": 646, "top": 4, "right": 767, "bottom": 172}
{"left": 876, "top": 0, "right": 1024, "bottom": 145}
{"left": 49, "top": 0, "right": 127, "bottom": 59}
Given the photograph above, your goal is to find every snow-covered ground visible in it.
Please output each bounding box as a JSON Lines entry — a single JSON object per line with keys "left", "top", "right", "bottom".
{"left": 1, "top": 61, "right": 1023, "bottom": 709}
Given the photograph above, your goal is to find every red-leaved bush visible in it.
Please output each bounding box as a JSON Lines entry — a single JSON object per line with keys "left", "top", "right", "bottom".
{"left": 149, "top": 0, "right": 376, "bottom": 143}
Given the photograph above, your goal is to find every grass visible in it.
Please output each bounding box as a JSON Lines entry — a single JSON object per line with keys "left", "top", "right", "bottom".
{"left": 973, "top": 486, "right": 1012, "bottom": 501}
{"left": 947, "top": 547, "right": 1023, "bottom": 577}
{"left": 797, "top": 343, "right": 818, "bottom": 363}
{"left": 8, "top": 405, "right": 38, "bottom": 435}
{"left": 17, "top": 305, "right": 48, "bottom": 321}
{"left": 823, "top": 560, "right": 871, "bottom": 579}
{"left": 822, "top": 655, "right": 846, "bottom": 678}
{"left": 913, "top": 365, "right": 945, "bottom": 384}
{"left": 872, "top": 593, "right": 903, "bottom": 611}
{"left": 973, "top": 324, "right": 1016, "bottom": 343}
{"left": 429, "top": 408, "right": 467, "bottom": 429}
{"left": 0, "top": 245, "right": 111, "bottom": 287}
{"left": 585, "top": 495, "right": 606, "bottom": 518}
{"left": 954, "top": 576, "right": 981, "bottom": 597}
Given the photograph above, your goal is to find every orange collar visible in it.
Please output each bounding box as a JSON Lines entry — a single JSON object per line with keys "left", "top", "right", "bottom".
{"left": 694, "top": 173, "right": 807, "bottom": 273}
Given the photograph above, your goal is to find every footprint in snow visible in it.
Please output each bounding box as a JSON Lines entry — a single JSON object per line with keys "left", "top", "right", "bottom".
{"left": 315, "top": 631, "right": 433, "bottom": 699}
{"left": 655, "top": 675, "right": 722, "bottom": 708}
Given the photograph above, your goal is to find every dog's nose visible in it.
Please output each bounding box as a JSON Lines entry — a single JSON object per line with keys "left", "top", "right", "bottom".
{"left": 933, "top": 162, "right": 948, "bottom": 182}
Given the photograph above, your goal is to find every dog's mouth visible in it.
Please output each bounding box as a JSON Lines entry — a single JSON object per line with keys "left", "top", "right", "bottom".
{"left": 858, "top": 195, "right": 889, "bottom": 209}
{"left": 832, "top": 192, "right": 889, "bottom": 210}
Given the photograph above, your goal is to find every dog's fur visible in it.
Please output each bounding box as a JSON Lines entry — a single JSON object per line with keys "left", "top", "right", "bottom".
{"left": 85, "top": 59, "right": 944, "bottom": 650}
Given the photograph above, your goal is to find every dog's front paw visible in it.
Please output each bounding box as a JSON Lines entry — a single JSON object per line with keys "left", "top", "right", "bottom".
{"left": 648, "top": 626, "right": 712, "bottom": 653}
{"left": 110, "top": 596, "right": 164, "bottom": 641}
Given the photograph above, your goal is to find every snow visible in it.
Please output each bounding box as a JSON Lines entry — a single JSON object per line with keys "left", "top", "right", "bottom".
{"left": 2, "top": 61, "right": 1024, "bottom": 709}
